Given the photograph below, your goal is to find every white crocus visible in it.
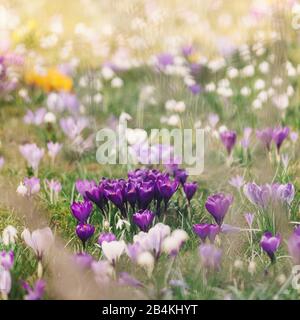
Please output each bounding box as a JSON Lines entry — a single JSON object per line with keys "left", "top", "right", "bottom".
{"left": 21, "top": 227, "right": 54, "bottom": 260}
{"left": 102, "top": 240, "right": 126, "bottom": 266}
{"left": 2, "top": 226, "right": 18, "bottom": 246}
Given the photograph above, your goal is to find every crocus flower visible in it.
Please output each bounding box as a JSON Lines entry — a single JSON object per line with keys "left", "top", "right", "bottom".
{"left": 157, "top": 178, "right": 178, "bottom": 209}
{"left": 126, "top": 242, "right": 144, "bottom": 263}
{"left": 101, "top": 240, "right": 126, "bottom": 266}
{"left": 98, "top": 232, "right": 116, "bottom": 245}
{"left": 137, "top": 181, "right": 154, "bottom": 210}
{"left": 199, "top": 244, "right": 222, "bottom": 270}
{"left": 74, "top": 253, "right": 94, "bottom": 269}
{"left": 23, "top": 108, "right": 46, "bottom": 125}
{"left": 75, "top": 179, "right": 97, "bottom": 199}
{"left": 91, "top": 260, "right": 114, "bottom": 285}
{"left": 241, "top": 127, "right": 252, "bottom": 149}
{"left": 75, "top": 223, "right": 95, "bottom": 245}
{"left": 244, "top": 213, "right": 254, "bottom": 228}
{"left": 275, "top": 183, "right": 295, "bottom": 204}
{"left": 134, "top": 223, "right": 171, "bottom": 259}
{"left": 0, "top": 251, "right": 14, "bottom": 270}
{"left": 86, "top": 184, "right": 107, "bottom": 212}
{"left": 47, "top": 142, "right": 62, "bottom": 162}
{"left": 19, "top": 143, "right": 44, "bottom": 173}
{"left": 243, "top": 183, "right": 271, "bottom": 208}
{"left": 24, "top": 177, "right": 40, "bottom": 195}
{"left": 272, "top": 127, "right": 289, "bottom": 151}
{"left": 228, "top": 175, "right": 244, "bottom": 190}
{"left": 0, "top": 268, "right": 12, "bottom": 298}
{"left": 118, "top": 272, "right": 142, "bottom": 288}
{"left": 105, "top": 184, "right": 126, "bottom": 215}
{"left": 220, "top": 130, "right": 237, "bottom": 155}
{"left": 174, "top": 169, "right": 188, "bottom": 185}
{"left": 125, "top": 182, "right": 138, "bottom": 210}
{"left": 162, "top": 229, "right": 188, "bottom": 256}
{"left": 133, "top": 209, "right": 155, "bottom": 232}
{"left": 21, "top": 228, "right": 54, "bottom": 260}
{"left": 2, "top": 226, "right": 17, "bottom": 246}
{"left": 260, "top": 232, "right": 281, "bottom": 262}
{"left": 183, "top": 182, "right": 198, "bottom": 202}
{"left": 45, "top": 179, "right": 62, "bottom": 194}
{"left": 193, "top": 224, "right": 220, "bottom": 242}
{"left": 70, "top": 200, "right": 93, "bottom": 223}
{"left": 45, "top": 179, "right": 62, "bottom": 204}
{"left": 288, "top": 227, "right": 300, "bottom": 264}
{"left": 256, "top": 128, "right": 273, "bottom": 151}
{"left": 22, "top": 279, "right": 45, "bottom": 300}
{"left": 205, "top": 193, "right": 233, "bottom": 226}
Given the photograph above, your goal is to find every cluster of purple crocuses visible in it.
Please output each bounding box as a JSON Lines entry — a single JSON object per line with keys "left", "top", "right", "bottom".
{"left": 256, "top": 127, "right": 290, "bottom": 152}
{"left": 71, "top": 168, "right": 198, "bottom": 246}
{"left": 218, "top": 126, "right": 290, "bottom": 159}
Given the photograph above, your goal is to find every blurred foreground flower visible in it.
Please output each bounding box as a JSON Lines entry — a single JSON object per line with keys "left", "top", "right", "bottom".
{"left": 22, "top": 279, "right": 45, "bottom": 300}
{"left": 199, "top": 244, "right": 222, "bottom": 271}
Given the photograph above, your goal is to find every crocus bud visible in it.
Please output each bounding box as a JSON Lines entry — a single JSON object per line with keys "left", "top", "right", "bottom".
{"left": 183, "top": 182, "right": 197, "bottom": 202}
{"left": 75, "top": 223, "right": 95, "bottom": 245}
{"left": 220, "top": 130, "right": 237, "bottom": 155}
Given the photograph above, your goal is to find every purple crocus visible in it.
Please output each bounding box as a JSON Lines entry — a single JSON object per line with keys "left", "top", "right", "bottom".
{"left": 193, "top": 224, "right": 220, "bottom": 242}
{"left": 70, "top": 200, "right": 93, "bottom": 223}
{"left": 98, "top": 232, "right": 117, "bottom": 245}
{"left": 243, "top": 183, "right": 271, "bottom": 208}
{"left": 244, "top": 213, "right": 254, "bottom": 228}
{"left": 137, "top": 181, "right": 154, "bottom": 210}
{"left": 205, "top": 193, "right": 233, "bottom": 226}
{"left": 174, "top": 169, "right": 188, "bottom": 185}
{"left": 157, "top": 177, "right": 178, "bottom": 209}
{"left": 75, "top": 179, "right": 97, "bottom": 199}
{"left": 74, "top": 253, "right": 94, "bottom": 269}
{"left": 125, "top": 182, "right": 138, "bottom": 209}
{"left": 86, "top": 184, "right": 107, "bottom": 213}
{"left": 256, "top": 128, "right": 273, "bottom": 151}
{"left": 199, "top": 244, "right": 222, "bottom": 270}
{"left": 75, "top": 223, "right": 95, "bottom": 245}
{"left": 105, "top": 184, "right": 126, "bottom": 215}
{"left": 260, "top": 231, "right": 281, "bottom": 262}
{"left": 183, "top": 182, "right": 198, "bottom": 202}
{"left": 272, "top": 127, "right": 290, "bottom": 152}
{"left": 118, "top": 272, "right": 143, "bottom": 288}
{"left": 22, "top": 279, "right": 46, "bottom": 300}
{"left": 288, "top": 227, "right": 300, "bottom": 265}
{"left": 132, "top": 209, "right": 155, "bottom": 232}
{"left": 220, "top": 130, "right": 237, "bottom": 155}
